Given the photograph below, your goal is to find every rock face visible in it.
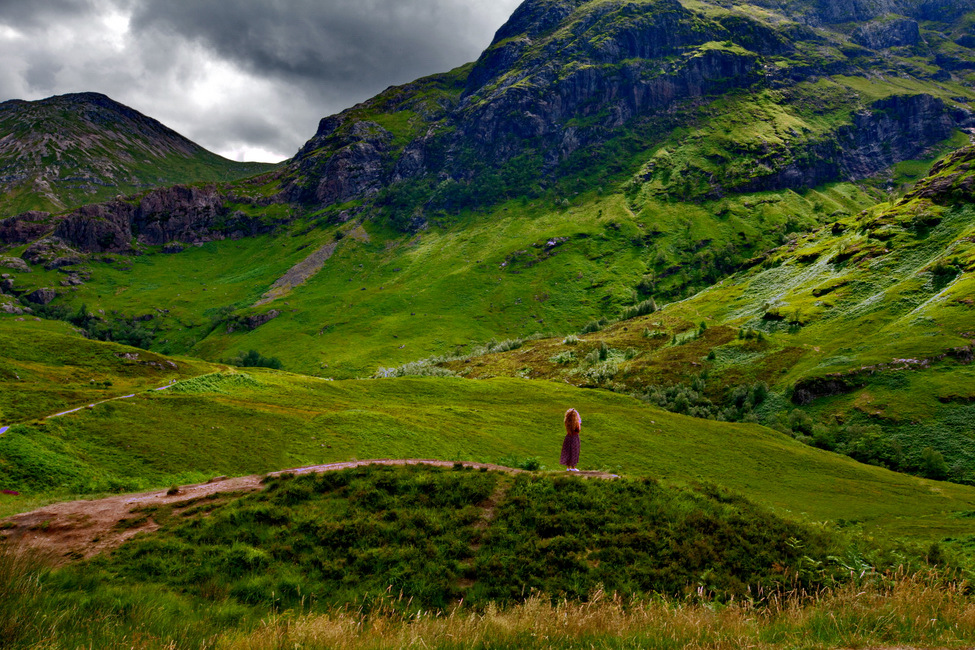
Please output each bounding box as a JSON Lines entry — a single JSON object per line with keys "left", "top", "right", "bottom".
{"left": 284, "top": 0, "right": 770, "bottom": 208}
{"left": 730, "top": 94, "right": 971, "bottom": 195}
{"left": 852, "top": 18, "right": 921, "bottom": 49}
{"left": 288, "top": 121, "right": 392, "bottom": 205}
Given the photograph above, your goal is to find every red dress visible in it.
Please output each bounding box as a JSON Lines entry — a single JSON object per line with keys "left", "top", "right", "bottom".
{"left": 560, "top": 433, "right": 580, "bottom": 467}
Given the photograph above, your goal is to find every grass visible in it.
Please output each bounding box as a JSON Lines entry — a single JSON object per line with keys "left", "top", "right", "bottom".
{"left": 219, "top": 575, "right": 975, "bottom": 650}
{"left": 0, "top": 466, "right": 972, "bottom": 648}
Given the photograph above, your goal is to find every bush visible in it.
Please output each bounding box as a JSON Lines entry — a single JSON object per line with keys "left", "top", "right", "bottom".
{"left": 374, "top": 361, "right": 457, "bottom": 378}
{"left": 230, "top": 350, "right": 283, "bottom": 369}
{"left": 549, "top": 351, "right": 575, "bottom": 364}
{"left": 921, "top": 447, "right": 950, "bottom": 480}
{"left": 579, "top": 318, "right": 608, "bottom": 334}
{"left": 620, "top": 298, "right": 657, "bottom": 321}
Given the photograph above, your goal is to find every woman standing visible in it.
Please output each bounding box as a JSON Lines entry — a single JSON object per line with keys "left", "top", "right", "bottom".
{"left": 560, "top": 408, "right": 581, "bottom": 471}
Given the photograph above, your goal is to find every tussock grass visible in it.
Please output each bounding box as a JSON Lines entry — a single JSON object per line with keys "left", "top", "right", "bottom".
{"left": 219, "top": 573, "right": 975, "bottom": 649}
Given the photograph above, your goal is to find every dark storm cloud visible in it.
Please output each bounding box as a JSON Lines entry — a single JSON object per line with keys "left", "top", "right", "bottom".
{"left": 129, "top": 0, "right": 515, "bottom": 99}
{"left": 0, "top": 0, "right": 522, "bottom": 161}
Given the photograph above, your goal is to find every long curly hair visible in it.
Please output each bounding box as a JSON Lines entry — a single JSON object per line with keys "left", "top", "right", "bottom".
{"left": 564, "top": 408, "right": 581, "bottom": 436}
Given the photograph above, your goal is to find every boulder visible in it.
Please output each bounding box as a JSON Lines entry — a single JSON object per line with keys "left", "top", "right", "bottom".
{"left": 0, "top": 256, "right": 31, "bottom": 273}
{"left": 25, "top": 288, "right": 56, "bottom": 305}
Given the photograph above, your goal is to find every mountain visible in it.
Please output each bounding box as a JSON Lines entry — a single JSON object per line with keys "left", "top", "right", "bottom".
{"left": 0, "top": 92, "right": 277, "bottom": 218}
{"left": 282, "top": 0, "right": 975, "bottom": 223}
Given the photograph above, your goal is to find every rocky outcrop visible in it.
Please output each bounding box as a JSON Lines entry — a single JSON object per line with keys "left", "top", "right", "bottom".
{"left": 0, "top": 211, "right": 52, "bottom": 244}
{"left": 225, "top": 309, "right": 281, "bottom": 332}
{"left": 286, "top": 120, "right": 393, "bottom": 205}
{"left": 25, "top": 288, "right": 57, "bottom": 305}
{"left": 0, "top": 256, "right": 30, "bottom": 272}
{"left": 852, "top": 18, "right": 920, "bottom": 49}
{"left": 21, "top": 238, "right": 83, "bottom": 266}
{"left": 134, "top": 185, "right": 227, "bottom": 244}
{"left": 727, "top": 94, "right": 971, "bottom": 195}
{"left": 903, "top": 145, "right": 975, "bottom": 202}
{"left": 750, "top": 0, "right": 975, "bottom": 25}
{"left": 48, "top": 185, "right": 280, "bottom": 253}
{"left": 53, "top": 202, "right": 134, "bottom": 253}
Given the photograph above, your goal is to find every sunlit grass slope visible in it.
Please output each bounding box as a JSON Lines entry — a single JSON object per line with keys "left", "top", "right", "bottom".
{"left": 3, "top": 367, "right": 975, "bottom": 543}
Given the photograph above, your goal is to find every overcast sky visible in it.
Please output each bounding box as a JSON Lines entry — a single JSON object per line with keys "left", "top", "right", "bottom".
{"left": 0, "top": 0, "right": 523, "bottom": 162}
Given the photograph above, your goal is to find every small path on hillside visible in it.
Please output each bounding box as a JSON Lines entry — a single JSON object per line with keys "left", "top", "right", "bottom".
{"left": 0, "top": 460, "right": 617, "bottom": 564}
{"left": 0, "top": 372, "right": 214, "bottom": 434}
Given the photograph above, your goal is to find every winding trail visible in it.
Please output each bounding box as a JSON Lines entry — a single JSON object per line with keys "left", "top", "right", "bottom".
{"left": 0, "top": 379, "right": 179, "bottom": 434}
{"left": 1, "top": 459, "right": 618, "bottom": 564}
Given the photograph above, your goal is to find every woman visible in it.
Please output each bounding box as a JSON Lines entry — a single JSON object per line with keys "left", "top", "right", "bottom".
{"left": 560, "top": 408, "right": 581, "bottom": 471}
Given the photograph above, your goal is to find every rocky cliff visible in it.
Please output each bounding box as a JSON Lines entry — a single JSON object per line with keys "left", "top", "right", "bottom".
{"left": 0, "top": 184, "right": 281, "bottom": 255}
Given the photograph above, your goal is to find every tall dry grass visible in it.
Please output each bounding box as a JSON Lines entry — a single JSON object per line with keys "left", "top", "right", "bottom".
{"left": 218, "top": 573, "right": 975, "bottom": 650}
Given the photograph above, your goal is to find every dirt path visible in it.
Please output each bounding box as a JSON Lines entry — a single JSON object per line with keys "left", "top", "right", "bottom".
{"left": 0, "top": 459, "right": 618, "bottom": 564}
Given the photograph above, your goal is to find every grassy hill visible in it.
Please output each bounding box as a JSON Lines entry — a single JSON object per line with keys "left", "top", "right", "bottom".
{"left": 4, "top": 463, "right": 969, "bottom": 649}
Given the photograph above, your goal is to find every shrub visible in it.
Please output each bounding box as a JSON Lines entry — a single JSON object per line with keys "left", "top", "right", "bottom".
{"left": 579, "top": 318, "right": 608, "bottom": 334}
{"left": 620, "top": 298, "right": 657, "bottom": 321}
{"left": 921, "top": 447, "right": 950, "bottom": 480}
{"left": 549, "top": 351, "right": 575, "bottom": 364}
{"left": 374, "top": 361, "right": 457, "bottom": 378}
{"left": 230, "top": 349, "right": 283, "bottom": 369}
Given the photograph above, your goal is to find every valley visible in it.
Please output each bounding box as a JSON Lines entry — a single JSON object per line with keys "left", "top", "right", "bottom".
{"left": 3, "top": 0, "right": 975, "bottom": 647}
